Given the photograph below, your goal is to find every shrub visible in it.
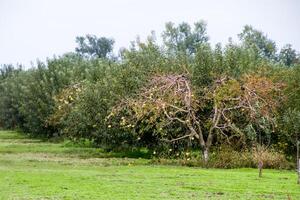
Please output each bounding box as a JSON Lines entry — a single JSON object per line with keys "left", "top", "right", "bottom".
{"left": 151, "top": 145, "right": 292, "bottom": 169}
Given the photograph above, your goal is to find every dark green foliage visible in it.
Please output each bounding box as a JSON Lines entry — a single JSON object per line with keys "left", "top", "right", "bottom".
{"left": 75, "top": 35, "right": 114, "bottom": 59}
{"left": 279, "top": 44, "right": 298, "bottom": 66}
{"left": 0, "top": 67, "right": 24, "bottom": 129}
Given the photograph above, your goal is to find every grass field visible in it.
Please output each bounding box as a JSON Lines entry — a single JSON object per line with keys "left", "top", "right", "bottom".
{"left": 0, "top": 130, "right": 299, "bottom": 200}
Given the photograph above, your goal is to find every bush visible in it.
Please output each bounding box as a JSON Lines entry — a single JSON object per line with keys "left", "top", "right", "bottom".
{"left": 151, "top": 146, "right": 292, "bottom": 169}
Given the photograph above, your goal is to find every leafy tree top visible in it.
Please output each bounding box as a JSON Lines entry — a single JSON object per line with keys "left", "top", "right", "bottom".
{"left": 162, "top": 20, "right": 209, "bottom": 55}
{"left": 75, "top": 35, "right": 114, "bottom": 59}
{"left": 239, "top": 25, "right": 276, "bottom": 60}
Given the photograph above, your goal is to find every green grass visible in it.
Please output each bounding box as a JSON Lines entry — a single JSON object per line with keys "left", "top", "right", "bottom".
{"left": 0, "top": 130, "right": 299, "bottom": 199}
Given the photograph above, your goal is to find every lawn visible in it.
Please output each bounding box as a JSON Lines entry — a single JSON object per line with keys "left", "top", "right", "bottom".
{"left": 0, "top": 130, "right": 299, "bottom": 200}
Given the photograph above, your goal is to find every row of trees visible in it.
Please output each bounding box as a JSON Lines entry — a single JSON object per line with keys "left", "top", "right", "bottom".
{"left": 1, "top": 21, "right": 300, "bottom": 164}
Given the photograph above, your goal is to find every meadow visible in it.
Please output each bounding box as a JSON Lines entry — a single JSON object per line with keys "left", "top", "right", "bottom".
{"left": 0, "top": 130, "right": 299, "bottom": 200}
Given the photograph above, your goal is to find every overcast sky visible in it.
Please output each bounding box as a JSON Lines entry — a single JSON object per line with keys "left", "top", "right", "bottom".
{"left": 0, "top": 0, "right": 299, "bottom": 67}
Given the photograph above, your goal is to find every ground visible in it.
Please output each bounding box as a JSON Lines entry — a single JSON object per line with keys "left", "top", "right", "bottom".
{"left": 0, "top": 130, "right": 299, "bottom": 200}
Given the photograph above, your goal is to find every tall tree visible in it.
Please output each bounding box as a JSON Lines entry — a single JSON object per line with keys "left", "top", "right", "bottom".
{"left": 238, "top": 25, "right": 276, "bottom": 60}
{"left": 279, "top": 44, "right": 298, "bottom": 66}
{"left": 75, "top": 35, "right": 114, "bottom": 58}
{"left": 162, "top": 20, "right": 209, "bottom": 55}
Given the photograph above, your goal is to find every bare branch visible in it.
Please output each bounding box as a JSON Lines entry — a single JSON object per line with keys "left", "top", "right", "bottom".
{"left": 161, "top": 133, "right": 196, "bottom": 142}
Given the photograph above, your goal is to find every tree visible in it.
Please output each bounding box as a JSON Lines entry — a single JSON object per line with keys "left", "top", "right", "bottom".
{"left": 282, "top": 109, "right": 300, "bottom": 183}
{"left": 0, "top": 68, "right": 24, "bottom": 129}
{"left": 162, "top": 21, "right": 209, "bottom": 55}
{"left": 75, "top": 35, "right": 114, "bottom": 58}
{"left": 110, "top": 74, "right": 282, "bottom": 163}
{"left": 0, "top": 64, "right": 15, "bottom": 80}
{"left": 238, "top": 25, "right": 276, "bottom": 60}
{"left": 279, "top": 44, "right": 298, "bottom": 67}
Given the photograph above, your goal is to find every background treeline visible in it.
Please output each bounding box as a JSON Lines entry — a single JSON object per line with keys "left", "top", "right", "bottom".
{"left": 1, "top": 21, "right": 300, "bottom": 168}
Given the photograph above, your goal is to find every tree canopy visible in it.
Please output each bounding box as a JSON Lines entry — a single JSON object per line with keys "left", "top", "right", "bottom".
{"left": 75, "top": 35, "right": 115, "bottom": 58}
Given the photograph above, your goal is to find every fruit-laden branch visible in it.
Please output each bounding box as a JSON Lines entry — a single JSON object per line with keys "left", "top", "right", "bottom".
{"left": 109, "top": 73, "right": 283, "bottom": 162}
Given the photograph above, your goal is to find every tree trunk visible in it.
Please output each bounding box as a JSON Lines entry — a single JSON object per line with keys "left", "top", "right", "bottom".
{"left": 258, "top": 160, "right": 263, "bottom": 178}
{"left": 298, "top": 159, "right": 300, "bottom": 184}
{"left": 297, "top": 140, "right": 299, "bottom": 184}
{"left": 203, "top": 148, "right": 209, "bottom": 164}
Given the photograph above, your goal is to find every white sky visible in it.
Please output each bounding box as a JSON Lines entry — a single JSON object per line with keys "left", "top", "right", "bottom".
{"left": 0, "top": 0, "right": 299, "bottom": 67}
